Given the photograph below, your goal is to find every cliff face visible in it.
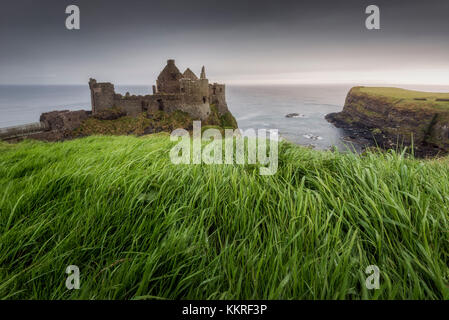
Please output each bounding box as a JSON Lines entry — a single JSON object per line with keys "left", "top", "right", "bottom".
{"left": 326, "top": 87, "right": 449, "bottom": 156}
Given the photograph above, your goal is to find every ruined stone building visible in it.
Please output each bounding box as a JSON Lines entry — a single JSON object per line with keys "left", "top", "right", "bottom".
{"left": 89, "top": 59, "right": 229, "bottom": 120}
{"left": 0, "top": 60, "right": 234, "bottom": 142}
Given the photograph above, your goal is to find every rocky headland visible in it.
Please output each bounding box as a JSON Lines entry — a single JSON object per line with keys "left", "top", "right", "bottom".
{"left": 326, "top": 86, "right": 449, "bottom": 157}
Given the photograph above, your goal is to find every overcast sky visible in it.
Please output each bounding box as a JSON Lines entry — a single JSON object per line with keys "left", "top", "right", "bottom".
{"left": 0, "top": 0, "right": 448, "bottom": 85}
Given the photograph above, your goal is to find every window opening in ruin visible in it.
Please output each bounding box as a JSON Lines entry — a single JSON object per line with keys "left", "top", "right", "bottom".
{"left": 141, "top": 101, "right": 148, "bottom": 112}
{"left": 157, "top": 99, "right": 165, "bottom": 111}
{"left": 203, "top": 96, "right": 207, "bottom": 103}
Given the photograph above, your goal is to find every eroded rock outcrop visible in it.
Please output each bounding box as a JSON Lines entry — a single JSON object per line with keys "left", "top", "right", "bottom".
{"left": 326, "top": 86, "right": 449, "bottom": 156}
{"left": 1, "top": 110, "right": 91, "bottom": 142}
{"left": 40, "top": 110, "right": 91, "bottom": 132}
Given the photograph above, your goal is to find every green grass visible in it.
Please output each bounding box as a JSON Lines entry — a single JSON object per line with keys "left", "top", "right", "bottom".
{"left": 356, "top": 86, "right": 449, "bottom": 111}
{"left": 1, "top": 135, "right": 449, "bottom": 299}
{"left": 358, "top": 87, "right": 449, "bottom": 99}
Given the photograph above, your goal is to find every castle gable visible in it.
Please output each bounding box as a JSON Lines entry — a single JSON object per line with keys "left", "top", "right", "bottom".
{"left": 156, "top": 59, "right": 183, "bottom": 94}
{"left": 157, "top": 60, "right": 182, "bottom": 82}
{"left": 182, "top": 68, "right": 198, "bottom": 80}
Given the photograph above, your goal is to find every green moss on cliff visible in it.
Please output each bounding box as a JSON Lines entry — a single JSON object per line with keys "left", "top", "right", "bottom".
{"left": 205, "top": 104, "right": 238, "bottom": 129}
{"left": 356, "top": 87, "right": 449, "bottom": 112}
{"left": 220, "top": 110, "right": 238, "bottom": 129}
{"left": 74, "top": 110, "right": 194, "bottom": 137}
{"left": 74, "top": 105, "right": 238, "bottom": 138}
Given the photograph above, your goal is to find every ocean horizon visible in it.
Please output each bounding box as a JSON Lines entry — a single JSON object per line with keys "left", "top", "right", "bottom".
{"left": 1, "top": 84, "right": 448, "bottom": 151}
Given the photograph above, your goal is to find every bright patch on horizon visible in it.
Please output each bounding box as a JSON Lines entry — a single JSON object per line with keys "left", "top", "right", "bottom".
{"left": 225, "top": 68, "right": 449, "bottom": 86}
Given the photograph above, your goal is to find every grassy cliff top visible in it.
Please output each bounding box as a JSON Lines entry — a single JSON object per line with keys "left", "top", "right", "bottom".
{"left": 354, "top": 86, "right": 449, "bottom": 111}
{"left": 357, "top": 86, "right": 449, "bottom": 100}
{"left": 1, "top": 135, "right": 449, "bottom": 299}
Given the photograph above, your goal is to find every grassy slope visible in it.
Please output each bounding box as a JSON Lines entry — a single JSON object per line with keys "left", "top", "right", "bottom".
{"left": 1, "top": 135, "right": 449, "bottom": 299}
{"left": 357, "top": 87, "right": 449, "bottom": 111}
{"left": 358, "top": 87, "right": 449, "bottom": 100}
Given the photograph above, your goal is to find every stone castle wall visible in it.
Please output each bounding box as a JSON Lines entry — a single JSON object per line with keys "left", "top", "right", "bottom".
{"left": 209, "top": 83, "right": 229, "bottom": 114}
{"left": 89, "top": 80, "right": 115, "bottom": 114}
{"left": 109, "top": 92, "right": 211, "bottom": 120}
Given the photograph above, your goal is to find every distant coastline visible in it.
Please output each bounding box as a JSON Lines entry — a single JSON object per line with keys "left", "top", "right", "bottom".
{"left": 2, "top": 84, "right": 449, "bottom": 154}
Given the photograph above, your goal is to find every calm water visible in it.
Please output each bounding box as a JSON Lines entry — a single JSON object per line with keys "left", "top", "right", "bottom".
{"left": 1, "top": 84, "right": 447, "bottom": 150}
{"left": 227, "top": 85, "right": 352, "bottom": 150}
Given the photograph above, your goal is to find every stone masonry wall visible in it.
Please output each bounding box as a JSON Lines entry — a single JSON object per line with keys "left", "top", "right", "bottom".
{"left": 111, "top": 93, "right": 210, "bottom": 120}
{"left": 89, "top": 79, "right": 115, "bottom": 114}
{"left": 209, "top": 83, "right": 229, "bottom": 115}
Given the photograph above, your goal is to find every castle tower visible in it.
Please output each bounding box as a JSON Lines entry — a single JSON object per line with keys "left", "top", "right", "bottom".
{"left": 156, "top": 59, "right": 183, "bottom": 94}
{"left": 89, "top": 78, "right": 115, "bottom": 114}
{"left": 200, "top": 66, "right": 206, "bottom": 79}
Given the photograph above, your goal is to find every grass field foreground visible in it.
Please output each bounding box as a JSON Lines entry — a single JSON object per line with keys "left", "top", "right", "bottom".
{"left": 0, "top": 134, "right": 449, "bottom": 299}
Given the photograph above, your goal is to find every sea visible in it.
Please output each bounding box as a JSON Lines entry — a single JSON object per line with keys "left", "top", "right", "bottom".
{"left": 1, "top": 84, "right": 448, "bottom": 151}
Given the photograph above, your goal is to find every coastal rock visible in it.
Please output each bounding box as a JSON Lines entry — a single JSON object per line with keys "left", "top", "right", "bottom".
{"left": 303, "top": 134, "right": 323, "bottom": 141}
{"left": 326, "top": 87, "right": 449, "bottom": 156}
{"left": 286, "top": 113, "right": 306, "bottom": 118}
{"left": 40, "top": 110, "right": 90, "bottom": 132}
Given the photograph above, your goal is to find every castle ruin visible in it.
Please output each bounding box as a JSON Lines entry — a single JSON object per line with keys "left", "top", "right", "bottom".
{"left": 0, "top": 60, "right": 234, "bottom": 142}
{"left": 89, "top": 59, "right": 229, "bottom": 120}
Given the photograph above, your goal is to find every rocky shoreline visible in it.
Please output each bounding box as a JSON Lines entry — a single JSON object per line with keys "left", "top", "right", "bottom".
{"left": 325, "top": 113, "right": 378, "bottom": 148}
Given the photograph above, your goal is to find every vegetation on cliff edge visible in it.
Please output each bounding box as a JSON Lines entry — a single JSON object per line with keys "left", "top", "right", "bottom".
{"left": 356, "top": 87, "right": 449, "bottom": 112}
{"left": 205, "top": 104, "right": 238, "bottom": 129}
{"left": 74, "top": 104, "right": 238, "bottom": 138}
{"left": 1, "top": 135, "right": 449, "bottom": 299}
{"left": 74, "top": 110, "right": 193, "bottom": 137}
